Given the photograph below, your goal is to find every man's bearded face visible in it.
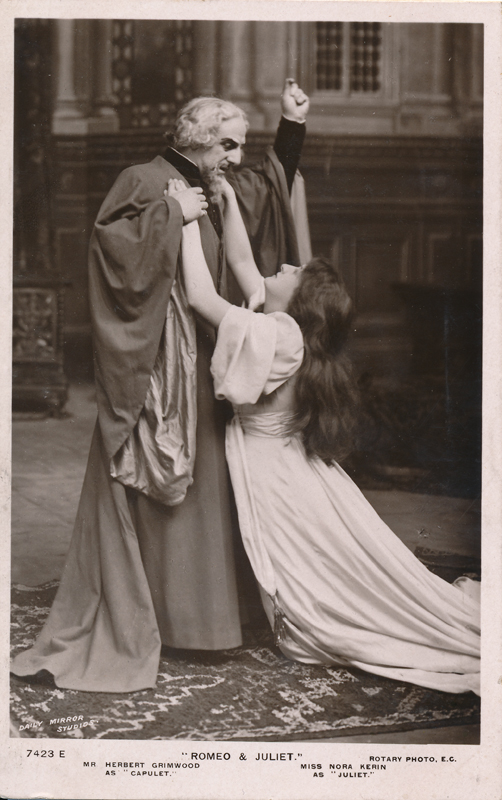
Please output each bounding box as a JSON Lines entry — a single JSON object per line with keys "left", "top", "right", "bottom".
{"left": 198, "top": 117, "right": 246, "bottom": 200}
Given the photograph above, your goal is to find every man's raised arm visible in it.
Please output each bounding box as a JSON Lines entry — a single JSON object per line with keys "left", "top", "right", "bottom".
{"left": 273, "top": 79, "right": 310, "bottom": 193}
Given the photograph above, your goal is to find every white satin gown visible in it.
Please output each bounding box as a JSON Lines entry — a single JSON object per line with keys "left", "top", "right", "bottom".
{"left": 210, "top": 305, "right": 480, "bottom": 695}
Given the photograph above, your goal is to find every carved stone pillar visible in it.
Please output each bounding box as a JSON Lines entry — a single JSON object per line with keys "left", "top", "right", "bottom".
{"left": 192, "top": 20, "right": 218, "bottom": 96}
{"left": 52, "top": 20, "right": 83, "bottom": 132}
{"left": 93, "top": 19, "right": 118, "bottom": 122}
{"left": 285, "top": 21, "right": 300, "bottom": 80}
{"left": 253, "top": 21, "right": 289, "bottom": 129}
{"left": 398, "top": 23, "right": 458, "bottom": 136}
{"left": 452, "top": 24, "right": 483, "bottom": 135}
{"left": 53, "top": 18, "right": 119, "bottom": 134}
{"left": 218, "top": 21, "right": 264, "bottom": 128}
{"left": 218, "top": 21, "right": 251, "bottom": 99}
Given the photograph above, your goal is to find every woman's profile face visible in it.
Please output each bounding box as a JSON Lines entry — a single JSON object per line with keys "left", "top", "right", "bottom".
{"left": 263, "top": 264, "right": 303, "bottom": 313}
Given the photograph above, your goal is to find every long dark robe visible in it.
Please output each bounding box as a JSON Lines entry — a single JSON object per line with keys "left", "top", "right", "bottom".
{"left": 11, "top": 149, "right": 301, "bottom": 692}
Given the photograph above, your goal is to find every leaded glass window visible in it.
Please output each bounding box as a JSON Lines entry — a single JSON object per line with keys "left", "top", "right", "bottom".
{"left": 316, "top": 22, "right": 343, "bottom": 90}
{"left": 315, "top": 22, "right": 383, "bottom": 95}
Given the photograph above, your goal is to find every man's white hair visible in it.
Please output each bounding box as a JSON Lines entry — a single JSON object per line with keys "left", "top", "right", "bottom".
{"left": 173, "top": 96, "right": 248, "bottom": 151}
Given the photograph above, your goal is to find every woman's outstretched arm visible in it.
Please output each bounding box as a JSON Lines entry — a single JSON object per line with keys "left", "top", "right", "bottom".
{"left": 166, "top": 179, "right": 230, "bottom": 327}
{"left": 181, "top": 221, "right": 230, "bottom": 328}
{"left": 219, "top": 180, "right": 264, "bottom": 303}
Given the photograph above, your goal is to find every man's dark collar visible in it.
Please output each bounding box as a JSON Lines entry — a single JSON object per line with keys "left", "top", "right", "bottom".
{"left": 164, "top": 147, "right": 201, "bottom": 182}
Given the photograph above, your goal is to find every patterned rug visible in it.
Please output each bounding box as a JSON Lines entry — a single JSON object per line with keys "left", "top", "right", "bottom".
{"left": 10, "top": 581, "right": 480, "bottom": 741}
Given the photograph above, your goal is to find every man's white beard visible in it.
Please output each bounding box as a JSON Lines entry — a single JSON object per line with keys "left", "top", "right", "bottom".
{"left": 200, "top": 165, "right": 226, "bottom": 204}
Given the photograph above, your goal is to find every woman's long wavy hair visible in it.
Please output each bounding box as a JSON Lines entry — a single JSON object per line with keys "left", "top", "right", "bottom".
{"left": 285, "top": 257, "right": 358, "bottom": 465}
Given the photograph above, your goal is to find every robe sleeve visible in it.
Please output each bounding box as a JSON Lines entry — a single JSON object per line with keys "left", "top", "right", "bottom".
{"left": 88, "top": 163, "right": 184, "bottom": 461}
{"left": 227, "top": 147, "right": 301, "bottom": 277}
{"left": 210, "top": 306, "right": 304, "bottom": 406}
{"left": 273, "top": 116, "right": 306, "bottom": 193}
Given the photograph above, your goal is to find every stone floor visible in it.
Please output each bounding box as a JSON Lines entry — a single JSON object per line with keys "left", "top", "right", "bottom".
{"left": 11, "top": 383, "right": 481, "bottom": 744}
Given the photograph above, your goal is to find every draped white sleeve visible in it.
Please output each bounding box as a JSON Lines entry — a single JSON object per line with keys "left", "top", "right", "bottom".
{"left": 210, "top": 305, "right": 304, "bottom": 406}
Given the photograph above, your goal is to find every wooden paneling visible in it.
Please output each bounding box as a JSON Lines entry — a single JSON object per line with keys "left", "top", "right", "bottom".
{"left": 354, "top": 229, "right": 411, "bottom": 315}
{"left": 302, "top": 134, "right": 481, "bottom": 378}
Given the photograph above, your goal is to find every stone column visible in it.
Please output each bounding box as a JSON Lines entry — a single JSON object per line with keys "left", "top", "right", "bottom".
{"left": 218, "top": 21, "right": 264, "bottom": 128}
{"left": 451, "top": 24, "right": 483, "bottom": 136}
{"left": 192, "top": 20, "right": 218, "bottom": 96}
{"left": 52, "top": 20, "right": 83, "bottom": 131}
{"left": 285, "top": 21, "right": 300, "bottom": 81}
{"left": 398, "top": 23, "right": 459, "bottom": 136}
{"left": 93, "top": 19, "right": 118, "bottom": 122}
{"left": 53, "top": 18, "right": 119, "bottom": 134}
{"left": 253, "top": 21, "right": 289, "bottom": 130}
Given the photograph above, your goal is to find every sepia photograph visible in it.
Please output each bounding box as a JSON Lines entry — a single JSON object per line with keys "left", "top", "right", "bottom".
{"left": 2, "top": 2, "right": 501, "bottom": 799}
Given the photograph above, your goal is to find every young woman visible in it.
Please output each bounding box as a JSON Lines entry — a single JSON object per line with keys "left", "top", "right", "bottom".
{"left": 167, "top": 179, "right": 480, "bottom": 696}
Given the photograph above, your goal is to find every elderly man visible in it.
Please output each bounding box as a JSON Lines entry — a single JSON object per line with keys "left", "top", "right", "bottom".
{"left": 11, "top": 81, "right": 310, "bottom": 692}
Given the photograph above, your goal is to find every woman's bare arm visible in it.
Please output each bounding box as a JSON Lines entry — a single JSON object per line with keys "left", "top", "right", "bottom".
{"left": 166, "top": 177, "right": 263, "bottom": 324}
{"left": 180, "top": 220, "right": 230, "bottom": 328}
{"left": 219, "top": 181, "right": 264, "bottom": 303}
{"left": 166, "top": 178, "right": 229, "bottom": 327}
